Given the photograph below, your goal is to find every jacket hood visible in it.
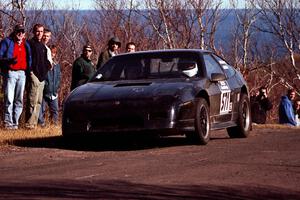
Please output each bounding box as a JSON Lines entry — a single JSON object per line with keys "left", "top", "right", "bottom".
{"left": 281, "top": 95, "right": 290, "bottom": 101}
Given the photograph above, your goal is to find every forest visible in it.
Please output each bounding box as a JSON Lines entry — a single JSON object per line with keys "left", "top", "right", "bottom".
{"left": 0, "top": 0, "right": 300, "bottom": 123}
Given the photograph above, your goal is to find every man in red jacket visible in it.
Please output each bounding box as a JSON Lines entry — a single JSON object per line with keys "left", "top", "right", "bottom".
{"left": 0, "top": 24, "right": 32, "bottom": 130}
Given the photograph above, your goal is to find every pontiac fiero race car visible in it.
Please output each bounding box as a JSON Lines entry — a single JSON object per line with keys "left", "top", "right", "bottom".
{"left": 62, "top": 49, "right": 251, "bottom": 144}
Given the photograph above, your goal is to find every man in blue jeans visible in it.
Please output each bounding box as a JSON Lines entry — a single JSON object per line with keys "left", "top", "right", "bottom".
{"left": 0, "top": 24, "right": 32, "bottom": 130}
{"left": 38, "top": 45, "right": 61, "bottom": 126}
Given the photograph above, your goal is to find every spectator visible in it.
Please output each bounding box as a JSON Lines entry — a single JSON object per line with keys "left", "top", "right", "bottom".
{"left": 96, "top": 37, "right": 121, "bottom": 69}
{"left": 293, "top": 99, "right": 300, "bottom": 126}
{"left": 126, "top": 42, "right": 136, "bottom": 53}
{"left": 41, "top": 29, "right": 53, "bottom": 67}
{"left": 250, "top": 90, "right": 260, "bottom": 102}
{"left": 38, "top": 45, "right": 61, "bottom": 127}
{"left": 250, "top": 87, "right": 273, "bottom": 124}
{"left": 70, "top": 44, "right": 95, "bottom": 90}
{"left": 0, "top": 24, "right": 32, "bottom": 130}
{"left": 279, "top": 88, "right": 297, "bottom": 126}
{"left": 123, "top": 42, "right": 142, "bottom": 79}
{"left": 25, "top": 24, "right": 51, "bottom": 129}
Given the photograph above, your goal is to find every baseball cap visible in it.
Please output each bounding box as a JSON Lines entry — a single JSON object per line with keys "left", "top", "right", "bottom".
{"left": 14, "top": 24, "right": 25, "bottom": 32}
{"left": 83, "top": 44, "right": 93, "bottom": 52}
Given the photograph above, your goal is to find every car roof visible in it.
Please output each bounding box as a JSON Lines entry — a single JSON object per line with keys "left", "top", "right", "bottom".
{"left": 117, "top": 48, "right": 212, "bottom": 57}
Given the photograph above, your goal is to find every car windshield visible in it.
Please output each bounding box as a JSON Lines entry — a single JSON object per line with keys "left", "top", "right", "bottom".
{"left": 92, "top": 52, "right": 201, "bottom": 81}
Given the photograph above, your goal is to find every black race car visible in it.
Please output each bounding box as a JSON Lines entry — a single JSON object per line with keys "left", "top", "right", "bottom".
{"left": 62, "top": 49, "right": 251, "bottom": 144}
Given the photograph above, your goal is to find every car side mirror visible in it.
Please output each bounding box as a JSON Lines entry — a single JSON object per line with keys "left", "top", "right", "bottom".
{"left": 211, "top": 73, "right": 226, "bottom": 82}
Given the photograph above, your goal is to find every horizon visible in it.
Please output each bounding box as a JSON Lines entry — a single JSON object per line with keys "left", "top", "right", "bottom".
{"left": 31, "top": 0, "right": 244, "bottom": 10}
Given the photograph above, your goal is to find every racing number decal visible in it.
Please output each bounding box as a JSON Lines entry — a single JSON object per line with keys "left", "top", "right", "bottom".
{"left": 220, "top": 92, "right": 232, "bottom": 114}
{"left": 218, "top": 80, "right": 232, "bottom": 114}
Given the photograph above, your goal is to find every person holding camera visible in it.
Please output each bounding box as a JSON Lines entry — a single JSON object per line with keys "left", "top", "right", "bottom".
{"left": 0, "top": 24, "right": 32, "bottom": 130}
{"left": 250, "top": 86, "right": 273, "bottom": 124}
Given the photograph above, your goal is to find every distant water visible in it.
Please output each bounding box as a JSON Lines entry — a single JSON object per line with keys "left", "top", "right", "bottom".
{"left": 25, "top": 9, "right": 283, "bottom": 56}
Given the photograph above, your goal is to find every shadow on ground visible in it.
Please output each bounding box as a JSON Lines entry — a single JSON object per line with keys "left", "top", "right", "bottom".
{"left": 12, "top": 132, "right": 229, "bottom": 151}
{"left": 0, "top": 179, "right": 299, "bottom": 200}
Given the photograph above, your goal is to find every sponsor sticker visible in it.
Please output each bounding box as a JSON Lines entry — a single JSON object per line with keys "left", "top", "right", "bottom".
{"left": 222, "top": 65, "right": 229, "bottom": 69}
{"left": 219, "top": 60, "right": 229, "bottom": 69}
{"left": 218, "top": 80, "right": 230, "bottom": 90}
{"left": 218, "top": 80, "right": 232, "bottom": 114}
{"left": 220, "top": 91, "right": 232, "bottom": 114}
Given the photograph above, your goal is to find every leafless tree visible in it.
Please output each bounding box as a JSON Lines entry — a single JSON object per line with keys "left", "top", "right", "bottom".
{"left": 252, "top": 0, "right": 300, "bottom": 91}
{"left": 230, "top": 0, "right": 261, "bottom": 72}
{"left": 143, "top": 0, "right": 224, "bottom": 51}
{"left": 0, "top": 0, "right": 27, "bottom": 26}
{"left": 187, "top": 0, "right": 223, "bottom": 51}
{"left": 144, "top": 0, "right": 178, "bottom": 49}
{"left": 93, "top": 0, "right": 147, "bottom": 52}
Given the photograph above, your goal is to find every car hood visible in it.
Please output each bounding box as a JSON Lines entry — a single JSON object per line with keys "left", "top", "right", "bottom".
{"left": 66, "top": 79, "right": 198, "bottom": 104}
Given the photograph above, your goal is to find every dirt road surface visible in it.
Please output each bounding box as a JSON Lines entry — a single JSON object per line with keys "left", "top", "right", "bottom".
{"left": 0, "top": 126, "right": 299, "bottom": 199}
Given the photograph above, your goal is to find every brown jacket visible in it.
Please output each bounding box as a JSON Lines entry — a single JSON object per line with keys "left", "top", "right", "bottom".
{"left": 96, "top": 49, "right": 112, "bottom": 70}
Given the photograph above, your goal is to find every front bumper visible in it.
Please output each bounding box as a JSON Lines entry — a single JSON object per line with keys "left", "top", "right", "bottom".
{"left": 62, "top": 104, "right": 195, "bottom": 136}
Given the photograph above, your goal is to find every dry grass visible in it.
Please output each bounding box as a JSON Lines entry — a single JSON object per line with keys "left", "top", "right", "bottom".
{"left": 0, "top": 124, "right": 61, "bottom": 146}
{"left": 0, "top": 123, "right": 298, "bottom": 148}
{"left": 252, "top": 123, "right": 300, "bottom": 129}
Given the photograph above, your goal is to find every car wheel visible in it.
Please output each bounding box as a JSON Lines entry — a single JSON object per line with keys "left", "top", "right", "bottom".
{"left": 227, "top": 93, "right": 251, "bottom": 138}
{"left": 186, "top": 98, "right": 210, "bottom": 145}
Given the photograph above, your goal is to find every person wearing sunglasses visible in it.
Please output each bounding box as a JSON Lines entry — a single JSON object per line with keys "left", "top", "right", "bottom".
{"left": 0, "top": 24, "right": 32, "bottom": 130}
{"left": 70, "top": 44, "right": 96, "bottom": 90}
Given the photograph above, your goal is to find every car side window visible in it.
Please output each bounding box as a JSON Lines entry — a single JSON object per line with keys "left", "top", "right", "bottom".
{"left": 212, "top": 55, "right": 236, "bottom": 78}
{"left": 203, "top": 54, "right": 225, "bottom": 79}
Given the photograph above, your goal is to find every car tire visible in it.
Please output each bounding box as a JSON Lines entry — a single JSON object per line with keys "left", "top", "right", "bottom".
{"left": 227, "top": 93, "right": 251, "bottom": 138}
{"left": 186, "top": 98, "right": 210, "bottom": 145}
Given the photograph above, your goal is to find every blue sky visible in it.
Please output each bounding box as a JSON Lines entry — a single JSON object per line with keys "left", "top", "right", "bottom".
{"left": 54, "top": 0, "right": 93, "bottom": 10}
{"left": 52, "top": 0, "right": 242, "bottom": 10}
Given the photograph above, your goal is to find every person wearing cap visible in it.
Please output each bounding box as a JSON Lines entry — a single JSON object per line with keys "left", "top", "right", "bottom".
{"left": 25, "top": 24, "right": 51, "bottom": 129}
{"left": 70, "top": 44, "right": 96, "bottom": 90}
{"left": 0, "top": 24, "right": 32, "bottom": 130}
{"left": 96, "top": 37, "right": 121, "bottom": 69}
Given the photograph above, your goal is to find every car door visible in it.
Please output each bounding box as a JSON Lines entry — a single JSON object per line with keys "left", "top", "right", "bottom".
{"left": 202, "top": 53, "right": 234, "bottom": 129}
{"left": 212, "top": 54, "right": 242, "bottom": 121}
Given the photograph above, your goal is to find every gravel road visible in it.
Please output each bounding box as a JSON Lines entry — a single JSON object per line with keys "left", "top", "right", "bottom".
{"left": 0, "top": 126, "right": 299, "bottom": 199}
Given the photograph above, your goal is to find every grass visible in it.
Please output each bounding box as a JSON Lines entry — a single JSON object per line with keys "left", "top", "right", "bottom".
{"left": 252, "top": 123, "right": 300, "bottom": 129}
{"left": 0, "top": 124, "right": 61, "bottom": 146}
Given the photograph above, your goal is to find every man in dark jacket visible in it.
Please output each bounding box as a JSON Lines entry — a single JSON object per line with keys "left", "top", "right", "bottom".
{"left": 0, "top": 24, "right": 32, "bottom": 130}
{"left": 38, "top": 45, "right": 61, "bottom": 126}
{"left": 70, "top": 44, "right": 95, "bottom": 90}
{"left": 96, "top": 37, "right": 121, "bottom": 69}
{"left": 250, "top": 87, "right": 273, "bottom": 124}
{"left": 279, "top": 88, "right": 297, "bottom": 126}
{"left": 25, "top": 24, "right": 51, "bottom": 129}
